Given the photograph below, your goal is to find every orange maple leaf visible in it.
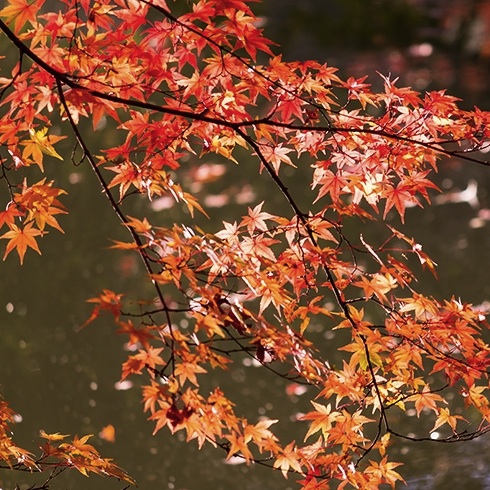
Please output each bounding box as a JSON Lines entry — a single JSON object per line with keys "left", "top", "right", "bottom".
{"left": 243, "top": 419, "right": 278, "bottom": 448}
{"left": 121, "top": 347, "right": 165, "bottom": 379}
{"left": 0, "top": 204, "right": 22, "bottom": 230}
{"left": 174, "top": 361, "right": 207, "bottom": 386}
{"left": 82, "top": 289, "right": 123, "bottom": 328}
{"left": 224, "top": 432, "right": 253, "bottom": 462}
{"left": 299, "top": 401, "right": 340, "bottom": 441}
{"left": 1, "top": 222, "right": 42, "bottom": 264}
{"left": 366, "top": 457, "right": 405, "bottom": 489}
{"left": 0, "top": 0, "right": 45, "bottom": 33}
{"left": 410, "top": 384, "right": 445, "bottom": 417}
{"left": 431, "top": 407, "right": 466, "bottom": 433}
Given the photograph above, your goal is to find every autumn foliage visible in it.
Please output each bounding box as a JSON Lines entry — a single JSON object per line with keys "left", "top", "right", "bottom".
{"left": 2, "top": 0, "right": 490, "bottom": 488}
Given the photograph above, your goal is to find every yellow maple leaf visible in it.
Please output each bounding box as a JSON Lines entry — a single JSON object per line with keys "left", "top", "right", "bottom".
{"left": 273, "top": 441, "right": 303, "bottom": 478}
{"left": 39, "top": 430, "right": 69, "bottom": 441}
{"left": 21, "top": 128, "right": 66, "bottom": 170}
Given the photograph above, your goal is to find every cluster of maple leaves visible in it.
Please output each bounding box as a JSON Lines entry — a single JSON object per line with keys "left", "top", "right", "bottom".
{"left": 0, "top": 399, "right": 133, "bottom": 486}
{"left": 2, "top": 0, "right": 490, "bottom": 488}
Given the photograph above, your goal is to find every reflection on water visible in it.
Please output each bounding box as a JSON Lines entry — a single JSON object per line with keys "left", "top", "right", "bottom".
{"left": 2, "top": 1, "right": 490, "bottom": 490}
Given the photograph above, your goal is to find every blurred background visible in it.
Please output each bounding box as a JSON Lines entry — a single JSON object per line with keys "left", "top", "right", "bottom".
{"left": 1, "top": 1, "right": 490, "bottom": 489}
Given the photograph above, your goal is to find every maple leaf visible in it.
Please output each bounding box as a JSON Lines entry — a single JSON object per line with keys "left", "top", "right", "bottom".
{"left": 61, "top": 433, "right": 96, "bottom": 457}
{"left": 39, "top": 430, "right": 69, "bottom": 441}
{"left": 296, "top": 476, "right": 330, "bottom": 490}
{"left": 106, "top": 160, "right": 140, "bottom": 200}
{"left": 241, "top": 201, "right": 274, "bottom": 234}
{"left": 431, "top": 407, "right": 466, "bottom": 433}
{"left": 0, "top": 0, "right": 45, "bottom": 33}
{"left": 340, "top": 333, "right": 383, "bottom": 371}
{"left": 224, "top": 433, "right": 253, "bottom": 462}
{"left": 355, "top": 273, "right": 397, "bottom": 303}
{"left": 125, "top": 215, "right": 153, "bottom": 234}
{"left": 398, "top": 293, "right": 440, "bottom": 320}
{"left": 0, "top": 204, "right": 22, "bottom": 230}
{"left": 410, "top": 384, "right": 445, "bottom": 417}
{"left": 180, "top": 191, "right": 209, "bottom": 218}
{"left": 383, "top": 182, "right": 418, "bottom": 223}
{"left": 273, "top": 441, "right": 303, "bottom": 478}
{"left": 1, "top": 222, "right": 42, "bottom": 264}
{"left": 243, "top": 418, "right": 278, "bottom": 447}
{"left": 464, "top": 385, "right": 490, "bottom": 411}
{"left": 134, "top": 346, "right": 165, "bottom": 371}
{"left": 312, "top": 166, "right": 349, "bottom": 204}
{"left": 142, "top": 382, "right": 170, "bottom": 414}
{"left": 4, "top": 0, "right": 490, "bottom": 486}
{"left": 121, "top": 356, "right": 146, "bottom": 380}
{"left": 366, "top": 457, "right": 404, "bottom": 489}
{"left": 82, "top": 289, "right": 124, "bottom": 327}
{"left": 276, "top": 95, "right": 306, "bottom": 123}
{"left": 260, "top": 143, "right": 295, "bottom": 173}
{"left": 299, "top": 401, "right": 340, "bottom": 441}
{"left": 21, "top": 128, "right": 66, "bottom": 171}
{"left": 216, "top": 221, "right": 239, "bottom": 243}
{"left": 174, "top": 361, "right": 207, "bottom": 386}
{"left": 117, "top": 320, "right": 155, "bottom": 348}
{"left": 58, "top": 434, "right": 134, "bottom": 483}
{"left": 13, "top": 178, "right": 67, "bottom": 233}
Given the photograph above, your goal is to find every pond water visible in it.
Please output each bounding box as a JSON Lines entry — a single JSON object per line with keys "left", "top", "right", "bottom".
{"left": 2, "top": 1, "right": 490, "bottom": 489}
